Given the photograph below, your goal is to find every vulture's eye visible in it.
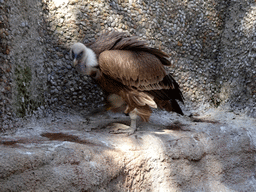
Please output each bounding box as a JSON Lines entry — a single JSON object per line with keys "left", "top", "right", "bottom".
{"left": 77, "top": 51, "right": 83, "bottom": 59}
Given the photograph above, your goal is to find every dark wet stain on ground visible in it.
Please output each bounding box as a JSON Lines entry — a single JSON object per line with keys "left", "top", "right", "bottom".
{"left": 191, "top": 117, "right": 219, "bottom": 124}
{"left": 0, "top": 137, "right": 44, "bottom": 146}
{"left": 1, "top": 140, "right": 18, "bottom": 145}
{"left": 165, "top": 121, "right": 190, "bottom": 131}
{"left": 40, "top": 132, "right": 104, "bottom": 147}
{"left": 0, "top": 132, "right": 104, "bottom": 147}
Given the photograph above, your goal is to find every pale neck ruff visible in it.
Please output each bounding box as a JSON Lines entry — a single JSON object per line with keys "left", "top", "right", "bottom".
{"left": 85, "top": 47, "right": 98, "bottom": 67}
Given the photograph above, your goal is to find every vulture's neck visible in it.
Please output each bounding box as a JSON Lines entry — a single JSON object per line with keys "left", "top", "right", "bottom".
{"left": 84, "top": 47, "right": 100, "bottom": 79}
{"left": 85, "top": 47, "right": 98, "bottom": 68}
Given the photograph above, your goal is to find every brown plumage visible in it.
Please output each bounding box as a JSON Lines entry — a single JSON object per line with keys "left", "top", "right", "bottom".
{"left": 70, "top": 31, "right": 184, "bottom": 134}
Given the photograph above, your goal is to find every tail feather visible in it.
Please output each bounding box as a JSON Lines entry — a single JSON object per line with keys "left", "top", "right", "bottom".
{"left": 155, "top": 98, "right": 184, "bottom": 115}
{"left": 170, "top": 99, "right": 184, "bottom": 115}
{"left": 136, "top": 105, "right": 152, "bottom": 122}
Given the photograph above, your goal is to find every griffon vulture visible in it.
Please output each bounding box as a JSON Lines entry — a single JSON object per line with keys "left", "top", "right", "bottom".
{"left": 70, "top": 31, "right": 184, "bottom": 134}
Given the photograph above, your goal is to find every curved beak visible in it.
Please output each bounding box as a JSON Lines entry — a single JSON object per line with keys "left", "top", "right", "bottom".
{"left": 73, "top": 59, "right": 78, "bottom": 67}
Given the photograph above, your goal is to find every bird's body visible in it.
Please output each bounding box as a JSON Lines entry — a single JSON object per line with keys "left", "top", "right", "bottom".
{"left": 70, "top": 31, "right": 184, "bottom": 134}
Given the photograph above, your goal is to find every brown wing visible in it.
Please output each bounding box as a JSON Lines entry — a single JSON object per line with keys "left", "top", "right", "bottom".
{"left": 99, "top": 49, "right": 184, "bottom": 104}
{"left": 98, "top": 50, "right": 168, "bottom": 89}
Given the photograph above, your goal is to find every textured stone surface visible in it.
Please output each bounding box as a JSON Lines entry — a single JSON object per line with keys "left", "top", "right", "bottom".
{"left": 217, "top": 1, "right": 256, "bottom": 116}
{"left": 0, "top": 109, "right": 256, "bottom": 191}
{"left": 0, "top": 0, "right": 12, "bottom": 130}
{"left": 0, "top": 0, "right": 255, "bottom": 129}
{"left": 1, "top": 1, "right": 256, "bottom": 190}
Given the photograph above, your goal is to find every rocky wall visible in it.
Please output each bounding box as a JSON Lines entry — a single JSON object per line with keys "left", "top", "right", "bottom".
{"left": 0, "top": 0, "right": 12, "bottom": 130}
{"left": 41, "top": 0, "right": 228, "bottom": 111}
{"left": 217, "top": 0, "right": 256, "bottom": 116}
{"left": 1, "top": 0, "right": 256, "bottom": 132}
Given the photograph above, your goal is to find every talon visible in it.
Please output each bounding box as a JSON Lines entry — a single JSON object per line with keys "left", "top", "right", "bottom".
{"left": 109, "top": 123, "right": 136, "bottom": 135}
{"left": 107, "top": 108, "right": 138, "bottom": 135}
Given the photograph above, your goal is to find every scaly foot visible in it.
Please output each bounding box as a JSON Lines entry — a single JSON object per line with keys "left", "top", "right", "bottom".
{"left": 109, "top": 123, "right": 136, "bottom": 135}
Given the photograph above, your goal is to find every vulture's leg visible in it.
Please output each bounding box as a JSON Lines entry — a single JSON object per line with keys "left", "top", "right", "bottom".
{"left": 128, "top": 109, "right": 138, "bottom": 132}
{"left": 109, "top": 108, "right": 138, "bottom": 135}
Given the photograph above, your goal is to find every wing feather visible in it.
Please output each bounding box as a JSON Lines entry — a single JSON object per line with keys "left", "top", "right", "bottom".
{"left": 98, "top": 50, "right": 166, "bottom": 88}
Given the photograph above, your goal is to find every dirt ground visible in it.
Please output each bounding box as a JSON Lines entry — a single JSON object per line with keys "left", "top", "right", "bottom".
{"left": 1, "top": 108, "right": 256, "bottom": 191}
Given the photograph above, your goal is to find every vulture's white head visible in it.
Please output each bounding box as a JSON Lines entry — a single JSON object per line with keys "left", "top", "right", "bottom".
{"left": 70, "top": 43, "right": 98, "bottom": 76}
